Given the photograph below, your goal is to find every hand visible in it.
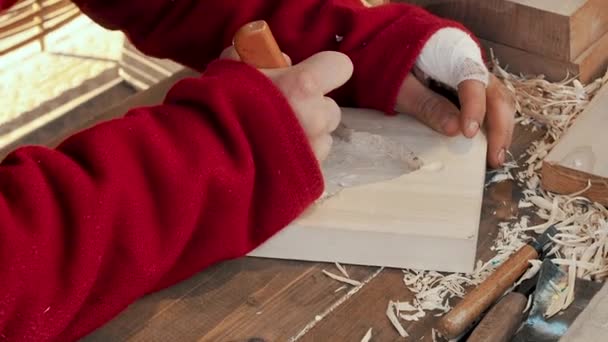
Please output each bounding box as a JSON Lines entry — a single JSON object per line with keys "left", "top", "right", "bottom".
{"left": 221, "top": 47, "right": 353, "bottom": 162}
{"left": 395, "top": 72, "right": 515, "bottom": 169}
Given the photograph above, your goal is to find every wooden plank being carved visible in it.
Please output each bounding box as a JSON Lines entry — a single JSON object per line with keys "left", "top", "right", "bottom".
{"left": 250, "top": 108, "right": 487, "bottom": 273}
{"left": 541, "top": 84, "right": 608, "bottom": 206}
{"left": 481, "top": 30, "right": 608, "bottom": 83}
{"left": 400, "top": 0, "right": 608, "bottom": 62}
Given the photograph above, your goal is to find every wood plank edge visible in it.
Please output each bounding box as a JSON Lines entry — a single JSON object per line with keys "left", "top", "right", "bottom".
{"left": 541, "top": 162, "right": 608, "bottom": 206}
{"left": 481, "top": 39, "right": 579, "bottom": 82}
{"left": 570, "top": 0, "right": 608, "bottom": 59}
{"left": 575, "top": 29, "right": 608, "bottom": 83}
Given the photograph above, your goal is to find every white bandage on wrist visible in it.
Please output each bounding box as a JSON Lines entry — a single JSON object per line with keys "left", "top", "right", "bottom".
{"left": 415, "top": 28, "right": 489, "bottom": 89}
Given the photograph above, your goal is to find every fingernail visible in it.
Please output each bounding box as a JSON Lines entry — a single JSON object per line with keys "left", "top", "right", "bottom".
{"left": 466, "top": 120, "right": 479, "bottom": 136}
{"left": 498, "top": 148, "right": 506, "bottom": 165}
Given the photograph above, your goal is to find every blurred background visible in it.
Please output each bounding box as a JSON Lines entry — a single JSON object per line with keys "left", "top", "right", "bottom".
{"left": 0, "top": 0, "right": 182, "bottom": 148}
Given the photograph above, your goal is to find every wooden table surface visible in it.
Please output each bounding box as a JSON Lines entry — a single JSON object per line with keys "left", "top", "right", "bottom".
{"left": 1, "top": 69, "right": 542, "bottom": 342}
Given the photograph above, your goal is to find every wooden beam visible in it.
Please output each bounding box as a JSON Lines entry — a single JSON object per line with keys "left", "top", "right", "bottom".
{"left": 481, "top": 31, "right": 608, "bottom": 84}
{"left": 399, "top": 0, "right": 608, "bottom": 62}
{"left": 541, "top": 84, "right": 608, "bottom": 206}
{"left": 481, "top": 39, "right": 579, "bottom": 82}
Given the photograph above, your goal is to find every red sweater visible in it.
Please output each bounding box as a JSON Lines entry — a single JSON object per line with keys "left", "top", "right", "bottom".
{"left": 0, "top": 0, "right": 467, "bottom": 340}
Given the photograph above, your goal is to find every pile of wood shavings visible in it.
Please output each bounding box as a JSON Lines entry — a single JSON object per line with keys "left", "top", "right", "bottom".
{"left": 386, "top": 63, "right": 608, "bottom": 335}
{"left": 497, "top": 62, "right": 608, "bottom": 317}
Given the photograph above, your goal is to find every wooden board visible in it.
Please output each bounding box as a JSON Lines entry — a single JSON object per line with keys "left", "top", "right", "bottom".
{"left": 250, "top": 108, "right": 488, "bottom": 273}
{"left": 400, "top": 0, "right": 608, "bottom": 62}
{"left": 541, "top": 84, "right": 608, "bottom": 206}
{"left": 481, "top": 31, "right": 608, "bottom": 83}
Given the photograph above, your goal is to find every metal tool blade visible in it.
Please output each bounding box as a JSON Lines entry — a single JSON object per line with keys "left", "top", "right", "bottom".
{"left": 530, "top": 225, "right": 559, "bottom": 257}
{"left": 512, "top": 259, "right": 603, "bottom": 342}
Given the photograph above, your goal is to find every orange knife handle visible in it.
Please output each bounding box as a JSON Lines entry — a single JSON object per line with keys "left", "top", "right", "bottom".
{"left": 233, "top": 20, "right": 289, "bottom": 69}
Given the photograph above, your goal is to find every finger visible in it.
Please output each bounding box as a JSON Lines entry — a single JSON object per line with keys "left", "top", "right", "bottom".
{"left": 291, "top": 96, "right": 341, "bottom": 138}
{"left": 323, "top": 97, "right": 342, "bottom": 133}
{"left": 220, "top": 46, "right": 241, "bottom": 61}
{"left": 282, "top": 53, "right": 292, "bottom": 66}
{"left": 311, "top": 135, "right": 333, "bottom": 162}
{"left": 395, "top": 73, "right": 460, "bottom": 136}
{"left": 485, "top": 74, "right": 516, "bottom": 168}
{"left": 457, "top": 80, "right": 487, "bottom": 138}
{"left": 291, "top": 51, "right": 353, "bottom": 95}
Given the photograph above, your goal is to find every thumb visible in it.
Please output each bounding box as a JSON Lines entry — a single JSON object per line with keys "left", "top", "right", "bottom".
{"left": 289, "top": 51, "right": 353, "bottom": 95}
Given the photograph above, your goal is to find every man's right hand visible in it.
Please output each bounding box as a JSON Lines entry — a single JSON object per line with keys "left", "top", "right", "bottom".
{"left": 221, "top": 48, "right": 354, "bottom": 162}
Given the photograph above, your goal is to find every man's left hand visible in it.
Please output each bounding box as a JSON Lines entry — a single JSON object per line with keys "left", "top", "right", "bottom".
{"left": 395, "top": 72, "right": 515, "bottom": 169}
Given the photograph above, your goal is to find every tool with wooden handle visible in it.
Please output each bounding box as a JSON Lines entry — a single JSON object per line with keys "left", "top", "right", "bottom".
{"left": 233, "top": 20, "right": 289, "bottom": 68}
{"left": 466, "top": 272, "right": 539, "bottom": 342}
{"left": 436, "top": 226, "right": 558, "bottom": 339}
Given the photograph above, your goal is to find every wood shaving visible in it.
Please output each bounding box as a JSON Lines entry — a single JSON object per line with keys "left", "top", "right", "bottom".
{"left": 335, "top": 262, "right": 350, "bottom": 279}
{"left": 386, "top": 301, "right": 409, "bottom": 338}
{"left": 485, "top": 160, "right": 518, "bottom": 186}
{"left": 491, "top": 60, "right": 608, "bottom": 315}
{"left": 322, "top": 269, "right": 361, "bottom": 286}
{"left": 381, "top": 63, "right": 608, "bottom": 332}
{"left": 545, "top": 279, "right": 569, "bottom": 318}
{"left": 360, "top": 328, "right": 372, "bottom": 342}
{"left": 486, "top": 172, "right": 514, "bottom": 186}
{"left": 400, "top": 310, "right": 426, "bottom": 321}
{"left": 515, "top": 259, "right": 542, "bottom": 287}
{"left": 334, "top": 285, "right": 347, "bottom": 293}
{"left": 394, "top": 301, "right": 419, "bottom": 312}
{"left": 523, "top": 294, "right": 533, "bottom": 313}
{"left": 564, "top": 254, "right": 576, "bottom": 309}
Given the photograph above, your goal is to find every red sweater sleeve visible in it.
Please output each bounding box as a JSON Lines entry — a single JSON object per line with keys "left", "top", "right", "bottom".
{"left": 0, "top": 60, "right": 323, "bottom": 341}
{"left": 67, "top": 0, "right": 467, "bottom": 114}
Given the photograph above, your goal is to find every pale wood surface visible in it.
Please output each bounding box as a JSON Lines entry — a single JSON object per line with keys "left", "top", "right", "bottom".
{"left": 401, "top": 0, "right": 608, "bottom": 62}
{"left": 250, "top": 108, "right": 487, "bottom": 273}
{"left": 541, "top": 84, "right": 608, "bottom": 205}
{"left": 509, "top": 0, "right": 588, "bottom": 15}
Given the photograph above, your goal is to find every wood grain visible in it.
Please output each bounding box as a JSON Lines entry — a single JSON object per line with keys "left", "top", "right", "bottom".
{"left": 298, "top": 268, "right": 418, "bottom": 342}
{"left": 84, "top": 259, "right": 377, "bottom": 342}
{"left": 541, "top": 84, "right": 608, "bottom": 206}
{"left": 401, "top": 0, "right": 608, "bottom": 62}
{"left": 250, "top": 107, "right": 487, "bottom": 273}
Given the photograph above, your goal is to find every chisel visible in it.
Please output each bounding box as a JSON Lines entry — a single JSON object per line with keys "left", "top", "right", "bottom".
{"left": 436, "top": 226, "right": 558, "bottom": 339}
{"left": 466, "top": 272, "right": 539, "bottom": 342}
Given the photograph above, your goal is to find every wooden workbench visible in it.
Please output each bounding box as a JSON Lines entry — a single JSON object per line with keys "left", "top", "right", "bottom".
{"left": 1, "top": 70, "right": 542, "bottom": 341}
